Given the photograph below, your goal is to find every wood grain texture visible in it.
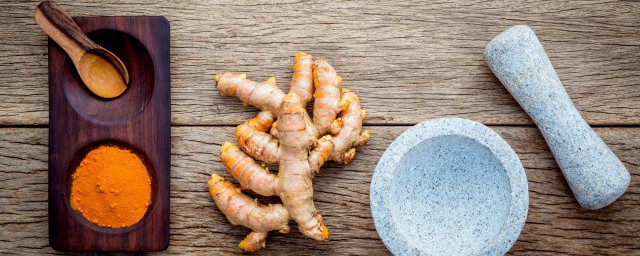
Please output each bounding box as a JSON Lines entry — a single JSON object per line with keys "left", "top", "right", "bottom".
{"left": 0, "top": 0, "right": 639, "bottom": 126}
{"left": 35, "top": 1, "right": 101, "bottom": 59}
{"left": 1, "top": 0, "right": 639, "bottom": 254}
{"left": 0, "top": 127, "right": 638, "bottom": 255}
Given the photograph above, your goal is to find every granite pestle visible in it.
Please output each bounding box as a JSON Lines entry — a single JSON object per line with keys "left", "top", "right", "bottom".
{"left": 484, "top": 25, "right": 630, "bottom": 210}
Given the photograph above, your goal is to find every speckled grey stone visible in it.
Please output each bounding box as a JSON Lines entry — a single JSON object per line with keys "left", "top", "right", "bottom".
{"left": 484, "top": 25, "right": 630, "bottom": 210}
{"left": 371, "top": 118, "right": 528, "bottom": 256}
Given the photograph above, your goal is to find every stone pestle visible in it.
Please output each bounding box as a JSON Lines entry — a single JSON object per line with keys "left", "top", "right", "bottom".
{"left": 484, "top": 25, "right": 630, "bottom": 210}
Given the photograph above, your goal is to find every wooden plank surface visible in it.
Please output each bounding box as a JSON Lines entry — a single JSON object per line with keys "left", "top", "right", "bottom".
{"left": 1, "top": 0, "right": 639, "bottom": 255}
{"left": 0, "top": 0, "right": 639, "bottom": 125}
{"left": 1, "top": 127, "right": 638, "bottom": 255}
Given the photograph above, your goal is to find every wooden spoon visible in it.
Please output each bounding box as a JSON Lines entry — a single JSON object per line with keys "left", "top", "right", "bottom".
{"left": 35, "top": 1, "right": 129, "bottom": 99}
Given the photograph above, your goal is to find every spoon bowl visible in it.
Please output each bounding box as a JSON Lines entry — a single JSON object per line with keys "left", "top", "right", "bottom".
{"left": 77, "top": 48, "right": 129, "bottom": 98}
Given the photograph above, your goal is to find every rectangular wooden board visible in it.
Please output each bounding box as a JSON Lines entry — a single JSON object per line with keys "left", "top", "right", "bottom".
{"left": 48, "top": 16, "right": 170, "bottom": 251}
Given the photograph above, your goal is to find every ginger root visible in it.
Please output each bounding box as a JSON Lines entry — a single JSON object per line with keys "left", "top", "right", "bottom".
{"left": 209, "top": 52, "right": 369, "bottom": 251}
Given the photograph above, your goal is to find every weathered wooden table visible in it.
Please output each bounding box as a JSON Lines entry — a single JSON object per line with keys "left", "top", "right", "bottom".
{"left": 1, "top": 1, "right": 638, "bottom": 255}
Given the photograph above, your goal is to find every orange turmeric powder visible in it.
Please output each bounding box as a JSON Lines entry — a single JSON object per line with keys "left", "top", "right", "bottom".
{"left": 70, "top": 145, "right": 151, "bottom": 228}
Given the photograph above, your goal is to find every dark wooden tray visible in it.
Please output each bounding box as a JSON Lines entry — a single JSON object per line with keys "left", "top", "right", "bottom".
{"left": 48, "top": 16, "right": 170, "bottom": 251}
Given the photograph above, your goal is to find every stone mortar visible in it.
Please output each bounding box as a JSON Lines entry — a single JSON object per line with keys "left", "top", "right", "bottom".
{"left": 370, "top": 117, "right": 528, "bottom": 255}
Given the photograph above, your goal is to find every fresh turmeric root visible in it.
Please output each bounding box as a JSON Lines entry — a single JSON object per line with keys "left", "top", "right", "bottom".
{"left": 209, "top": 52, "right": 369, "bottom": 251}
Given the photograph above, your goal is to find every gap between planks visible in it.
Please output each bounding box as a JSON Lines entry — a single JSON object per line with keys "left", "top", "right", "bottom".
{"left": 1, "top": 124, "right": 640, "bottom": 128}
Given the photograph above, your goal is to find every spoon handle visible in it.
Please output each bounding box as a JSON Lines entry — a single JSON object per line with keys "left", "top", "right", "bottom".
{"left": 35, "top": 1, "right": 98, "bottom": 62}
{"left": 484, "top": 25, "right": 630, "bottom": 210}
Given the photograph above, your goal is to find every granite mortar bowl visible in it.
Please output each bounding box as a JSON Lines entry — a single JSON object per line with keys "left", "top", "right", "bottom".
{"left": 370, "top": 118, "right": 529, "bottom": 255}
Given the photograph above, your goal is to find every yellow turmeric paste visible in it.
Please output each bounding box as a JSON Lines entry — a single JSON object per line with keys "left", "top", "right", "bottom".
{"left": 70, "top": 145, "right": 151, "bottom": 228}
